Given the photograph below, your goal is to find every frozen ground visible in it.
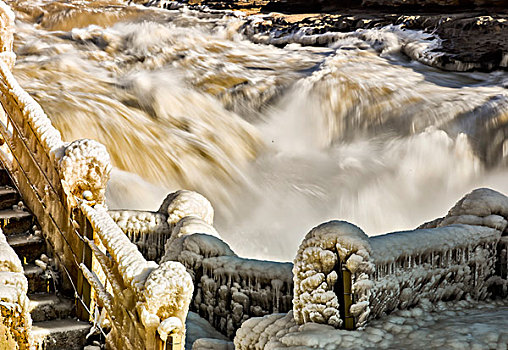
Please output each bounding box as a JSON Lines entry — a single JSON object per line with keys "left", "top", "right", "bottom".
{"left": 232, "top": 298, "right": 508, "bottom": 349}
{"left": 186, "top": 312, "right": 233, "bottom": 349}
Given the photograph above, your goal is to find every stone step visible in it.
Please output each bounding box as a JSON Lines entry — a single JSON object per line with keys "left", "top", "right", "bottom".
{"left": 7, "top": 232, "right": 45, "bottom": 263}
{"left": 0, "top": 168, "right": 13, "bottom": 187}
{"left": 0, "top": 185, "right": 20, "bottom": 210}
{"left": 24, "top": 263, "right": 57, "bottom": 294}
{"left": 29, "top": 293, "right": 75, "bottom": 323}
{"left": 32, "top": 319, "right": 92, "bottom": 350}
{"left": 0, "top": 208, "right": 34, "bottom": 235}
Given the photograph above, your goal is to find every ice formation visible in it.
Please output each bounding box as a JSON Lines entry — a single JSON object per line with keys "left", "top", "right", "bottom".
{"left": 292, "top": 188, "right": 507, "bottom": 330}
{"left": 164, "top": 232, "right": 294, "bottom": 338}
{"left": 293, "top": 221, "right": 373, "bottom": 328}
{"left": 80, "top": 202, "right": 194, "bottom": 349}
{"left": 109, "top": 210, "right": 170, "bottom": 261}
{"left": 152, "top": 187, "right": 508, "bottom": 344}
{"left": 234, "top": 298, "right": 508, "bottom": 349}
{"left": 110, "top": 190, "right": 218, "bottom": 262}
{"left": 0, "top": 0, "right": 14, "bottom": 69}
{"left": 234, "top": 188, "right": 508, "bottom": 348}
{"left": 150, "top": 190, "right": 294, "bottom": 338}
{"left": 0, "top": 229, "right": 32, "bottom": 350}
{"left": 59, "top": 139, "right": 112, "bottom": 206}
{"left": 159, "top": 190, "right": 214, "bottom": 226}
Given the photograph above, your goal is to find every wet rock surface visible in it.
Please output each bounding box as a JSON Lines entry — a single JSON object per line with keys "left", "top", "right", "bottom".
{"left": 239, "top": 11, "right": 508, "bottom": 71}
{"left": 152, "top": 0, "right": 507, "bottom": 72}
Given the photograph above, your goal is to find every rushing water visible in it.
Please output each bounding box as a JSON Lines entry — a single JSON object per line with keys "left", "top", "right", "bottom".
{"left": 9, "top": 0, "right": 508, "bottom": 261}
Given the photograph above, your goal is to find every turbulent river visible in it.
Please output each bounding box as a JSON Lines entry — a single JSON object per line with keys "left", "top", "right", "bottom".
{"left": 8, "top": 0, "right": 508, "bottom": 261}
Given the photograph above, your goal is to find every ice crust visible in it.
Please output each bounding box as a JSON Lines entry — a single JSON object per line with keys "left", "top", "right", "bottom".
{"left": 59, "top": 139, "right": 112, "bottom": 206}
{"left": 110, "top": 210, "right": 170, "bottom": 261}
{"left": 164, "top": 232, "right": 294, "bottom": 338}
{"left": 0, "top": 228, "right": 32, "bottom": 350}
{"left": 235, "top": 188, "right": 508, "bottom": 348}
{"left": 80, "top": 202, "right": 194, "bottom": 349}
{"left": 234, "top": 298, "right": 508, "bottom": 349}
{"left": 110, "top": 190, "right": 218, "bottom": 262}
{"left": 153, "top": 191, "right": 294, "bottom": 338}
{"left": 293, "top": 221, "right": 373, "bottom": 328}
{"left": 160, "top": 190, "right": 214, "bottom": 226}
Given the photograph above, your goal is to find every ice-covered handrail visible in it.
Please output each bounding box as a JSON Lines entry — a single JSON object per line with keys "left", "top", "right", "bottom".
{"left": 293, "top": 188, "right": 508, "bottom": 330}
{"left": 109, "top": 190, "right": 216, "bottom": 262}
{"left": 0, "top": 228, "right": 32, "bottom": 349}
{"left": 0, "top": 0, "right": 112, "bottom": 298}
{"left": 143, "top": 191, "right": 295, "bottom": 338}
{"left": 109, "top": 210, "right": 171, "bottom": 261}
{"left": 79, "top": 201, "right": 193, "bottom": 349}
{"left": 0, "top": 2, "right": 195, "bottom": 349}
{"left": 293, "top": 221, "right": 373, "bottom": 328}
{"left": 164, "top": 233, "right": 294, "bottom": 338}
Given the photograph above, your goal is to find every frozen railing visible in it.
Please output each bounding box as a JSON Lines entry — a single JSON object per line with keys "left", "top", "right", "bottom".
{"left": 0, "top": 228, "right": 32, "bottom": 350}
{"left": 293, "top": 188, "right": 508, "bottom": 330}
{"left": 164, "top": 233, "right": 293, "bottom": 338}
{"left": 112, "top": 190, "right": 294, "bottom": 338}
{"left": 109, "top": 209, "right": 170, "bottom": 261}
{"left": 0, "top": 2, "right": 194, "bottom": 348}
{"left": 110, "top": 190, "right": 219, "bottom": 262}
{"left": 79, "top": 202, "right": 193, "bottom": 349}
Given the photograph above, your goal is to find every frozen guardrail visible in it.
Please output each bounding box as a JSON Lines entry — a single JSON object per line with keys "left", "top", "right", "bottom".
{"left": 79, "top": 202, "right": 193, "bottom": 349}
{"left": 115, "top": 187, "right": 507, "bottom": 340}
{"left": 234, "top": 188, "right": 508, "bottom": 349}
{"left": 293, "top": 188, "right": 508, "bottom": 330}
{"left": 112, "top": 190, "right": 294, "bottom": 338}
{"left": 0, "top": 227, "right": 32, "bottom": 350}
{"left": 0, "top": 2, "right": 194, "bottom": 348}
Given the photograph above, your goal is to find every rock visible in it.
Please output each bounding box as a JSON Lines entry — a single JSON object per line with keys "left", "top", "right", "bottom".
{"left": 238, "top": 10, "right": 508, "bottom": 72}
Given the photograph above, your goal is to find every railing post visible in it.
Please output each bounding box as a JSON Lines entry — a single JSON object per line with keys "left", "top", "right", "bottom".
{"left": 156, "top": 333, "right": 182, "bottom": 350}
{"left": 342, "top": 266, "right": 355, "bottom": 330}
{"left": 75, "top": 208, "right": 93, "bottom": 321}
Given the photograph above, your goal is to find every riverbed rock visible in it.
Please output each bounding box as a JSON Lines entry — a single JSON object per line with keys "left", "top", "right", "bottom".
{"left": 240, "top": 11, "right": 508, "bottom": 72}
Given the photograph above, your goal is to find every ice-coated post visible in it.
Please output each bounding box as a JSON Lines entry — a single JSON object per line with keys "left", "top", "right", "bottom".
{"left": 292, "top": 221, "right": 374, "bottom": 329}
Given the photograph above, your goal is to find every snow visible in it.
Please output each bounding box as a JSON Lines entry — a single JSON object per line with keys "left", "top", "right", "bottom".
{"left": 59, "top": 138, "right": 112, "bottom": 205}
{"left": 0, "top": 228, "right": 32, "bottom": 349}
{"left": 234, "top": 298, "right": 508, "bottom": 349}
{"left": 293, "top": 221, "right": 373, "bottom": 328}
{"left": 163, "top": 232, "right": 293, "bottom": 337}
{"left": 160, "top": 190, "right": 214, "bottom": 226}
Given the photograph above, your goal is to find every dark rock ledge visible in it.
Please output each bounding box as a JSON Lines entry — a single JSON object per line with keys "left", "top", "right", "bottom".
{"left": 240, "top": 11, "right": 508, "bottom": 72}
{"left": 143, "top": 0, "right": 508, "bottom": 72}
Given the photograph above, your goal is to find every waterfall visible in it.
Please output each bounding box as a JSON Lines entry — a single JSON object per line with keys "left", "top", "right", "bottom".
{"left": 9, "top": 0, "right": 508, "bottom": 261}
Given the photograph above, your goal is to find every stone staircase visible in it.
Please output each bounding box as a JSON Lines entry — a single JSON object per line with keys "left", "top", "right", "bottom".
{"left": 0, "top": 168, "right": 92, "bottom": 349}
